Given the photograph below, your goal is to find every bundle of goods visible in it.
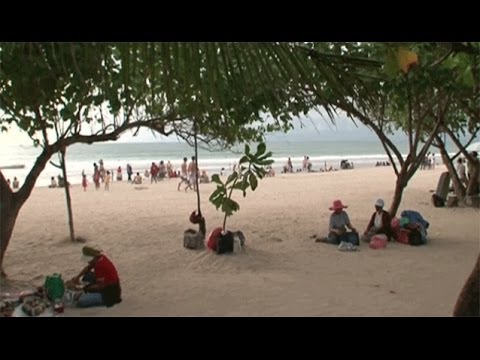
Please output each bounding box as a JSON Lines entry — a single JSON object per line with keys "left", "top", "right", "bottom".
{"left": 21, "top": 295, "right": 51, "bottom": 316}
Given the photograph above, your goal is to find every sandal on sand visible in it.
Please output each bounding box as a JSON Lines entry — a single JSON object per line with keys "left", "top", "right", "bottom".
{"left": 338, "top": 241, "right": 358, "bottom": 251}
{"left": 315, "top": 237, "right": 330, "bottom": 243}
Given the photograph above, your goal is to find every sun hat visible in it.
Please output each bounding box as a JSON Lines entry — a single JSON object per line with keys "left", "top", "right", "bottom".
{"left": 81, "top": 245, "right": 102, "bottom": 262}
{"left": 375, "top": 198, "right": 385, "bottom": 208}
{"left": 329, "top": 199, "right": 348, "bottom": 211}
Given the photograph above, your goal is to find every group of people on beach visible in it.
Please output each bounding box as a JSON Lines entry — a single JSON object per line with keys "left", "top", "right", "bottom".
{"left": 5, "top": 177, "right": 20, "bottom": 190}
{"left": 312, "top": 197, "right": 392, "bottom": 251}
{"left": 281, "top": 156, "right": 346, "bottom": 174}
{"left": 420, "top": 152, "right": 436, "bottom": 170}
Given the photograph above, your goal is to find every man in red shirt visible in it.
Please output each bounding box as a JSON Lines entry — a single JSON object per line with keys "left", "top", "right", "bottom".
{"left": 71, "top": 246, "right": 122, "bottom": 308}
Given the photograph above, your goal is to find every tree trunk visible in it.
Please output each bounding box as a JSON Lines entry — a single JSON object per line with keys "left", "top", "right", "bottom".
{"left": 437, "top": 138, "right": 465, "bottom": 199}
{"left": 0, "top": 172, "right": 20, "bottom": 276}
{"left": 193, "top": 125, "right": 201, "bottom": 215}
{"left": 59, "top": 149, "right": 75, "bottom": 242}
{"left": 0, "top": 147, "right": 54, "bottom": 275}
{"left": 389, "top": 171, "right": 408, "bottom": 218}
{"left": 466, "top": 159, "right": 480, "bottom": 196}
{"left": 453, "top": 254, "right": 479, "bottom": 317}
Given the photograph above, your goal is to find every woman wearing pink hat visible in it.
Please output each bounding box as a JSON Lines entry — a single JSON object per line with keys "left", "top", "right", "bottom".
{"left": 317, "top": 199, "right": 357, "bottom": 244}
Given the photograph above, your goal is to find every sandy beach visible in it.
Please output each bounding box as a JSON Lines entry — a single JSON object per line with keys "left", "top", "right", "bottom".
{"left": 2, "top": 166, "right": 479, "bottom": 316}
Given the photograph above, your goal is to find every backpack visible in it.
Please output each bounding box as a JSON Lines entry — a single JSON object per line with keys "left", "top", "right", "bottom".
{"left": 432, "top": 193, "right": 445, "bottom": 208}
{"left": 183, "top": 229, "right": 204, "bottom": 250}
{"left": 216, "top": 231, "right": 234, "bottom": 254}
{"left": 408, "top": 229, "right": 423, "bottom": 246}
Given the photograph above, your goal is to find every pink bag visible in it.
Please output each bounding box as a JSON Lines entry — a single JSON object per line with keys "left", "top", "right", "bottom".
{"left": 370, "top": 234, "right": 387, "bottom": 249}
{"left": 396, "top": 229, "right": 410, "bottom": 245}
{"left": 391, "top": 217, "right": 400, "bottom": 233}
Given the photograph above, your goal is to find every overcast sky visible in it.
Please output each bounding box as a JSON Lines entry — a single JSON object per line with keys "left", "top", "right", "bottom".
{"left": 0, "top": 111, "right": 416, "bottom": 146}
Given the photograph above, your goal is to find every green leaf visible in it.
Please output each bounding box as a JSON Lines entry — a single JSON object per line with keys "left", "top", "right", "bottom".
{"left": 225, "top": 172, "right": 238, "bottom": 186}
{"left": 384, "top": 47, "right": 400, "bottom": 78}
{"left": 256, "top": 142, "right": 266, "bottom": 156}
{"left": 222, "top": 198, "right": 240, "bottom": 217}
{"left": 232, "top": 182, "right": 244, "bottom": 190}
{"left": 255, "top": 158, "right": 274, "bottom": 166}
{"left": 241, "top": 177, "right": 249, "bottom": 191}
{"left": 245, "top": 144, "right": 251, "bottom": 155}
{"left": 211, "top": 174, "right": 223, "bottom": 185}
{"left": 258, "top": 151, "right": 273, "bottom": 161}
{"left": 249, "top": 173, "right": 258, "bottom": 191}
{"left": 209, "top": 187, "right": 224, "bottom": 202}
{"left": 239, "top": 156, "right": 248, "bottom": 165}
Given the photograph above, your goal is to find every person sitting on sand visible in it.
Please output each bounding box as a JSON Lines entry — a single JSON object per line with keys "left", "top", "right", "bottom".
{"left": 316, "top": 199, "right": 357, "bottom": 244}
{"left": 266, "top": 166, "right": 275, "bottom": 177}
{"left": 158, "top": 160, "right": 167, "bottom": 179}
{"left": 199, "top": 170, "right": 210, "bottom": 184}
{"left": 361, "top": 198, "right": 392, "bottom": 243}
{"left": 57, "top": 174, "right": 70, "bottom": 188}
{"left": 133, "top": 172, "right": 142, "bottom": 184}
{"left": 70, "top": 245, "right": 122, "bottom": 308}
{"left": 49, "top": 176, "right": 57, "bottom": 188}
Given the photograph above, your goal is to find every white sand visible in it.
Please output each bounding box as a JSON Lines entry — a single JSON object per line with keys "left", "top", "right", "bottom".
{"left": 3, "top": 166, "right": 479, "bottom": 316}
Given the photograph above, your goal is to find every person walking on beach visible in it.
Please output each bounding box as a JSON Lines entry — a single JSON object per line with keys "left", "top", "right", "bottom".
{"left": 188, "top": 156, "right": 198, "bottom": 191}
{"left": 150, "top": 162, "right": 159, "bottom": 184}
{"left": 178, "top": 157, "right": 190, "bottom": 191}
{"left": 82, "top": 173, "right": 88, "bottom": 191}
{"left": 99, "top": 159, "right": 106, "bottom": 182}
{"left": 104, "top": 171, "right": 111, "bottom": 190}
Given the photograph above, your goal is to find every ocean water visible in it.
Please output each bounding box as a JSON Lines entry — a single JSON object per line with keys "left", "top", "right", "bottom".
{"left": 0, "top": 139, "right": 444, "bottom": 188}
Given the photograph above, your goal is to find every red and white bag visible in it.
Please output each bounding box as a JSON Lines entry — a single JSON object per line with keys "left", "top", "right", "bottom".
{"left": 370, "top": 234, "right": 388, "bottom": 249}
